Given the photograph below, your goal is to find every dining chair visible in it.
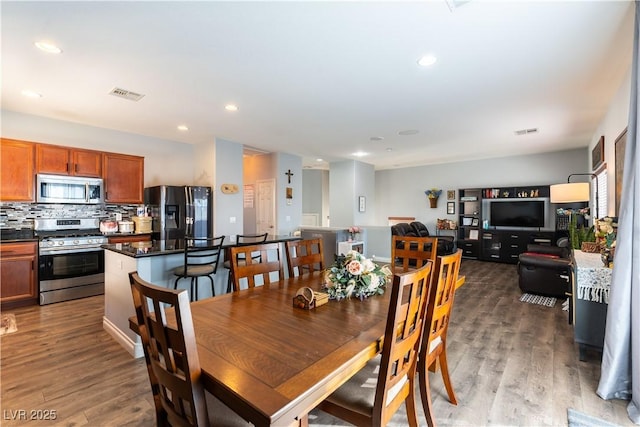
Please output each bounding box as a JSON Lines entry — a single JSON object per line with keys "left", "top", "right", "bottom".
{"left": 224, "top": 232, "right": 268, "bottom": 293}
{"left": 317, "top": 262, "right": 433, "bottom": 427}
{"left": 128, "top": 272, "right": 249, "bottom": 427}
{"left": 229, "top": 242, "right": 284, "bottom": 291}
{"left": 418, "top": 249, "right": 463, "bottom": 427}
{"left": 391, "top": 235, "right": 438, "bottom": 274}
{"left": 284, "top": 238, "right": 325, "bottom": 277}
{"left": 173, "top": 235, "right": 225, "bottom": 301}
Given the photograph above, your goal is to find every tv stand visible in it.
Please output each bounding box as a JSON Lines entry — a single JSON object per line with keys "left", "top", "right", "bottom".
{"left": 480, "top": 229, "right": 554, "bottom": 264}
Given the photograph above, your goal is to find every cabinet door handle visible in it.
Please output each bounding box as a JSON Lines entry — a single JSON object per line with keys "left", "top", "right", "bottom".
{"left": 66, "top": 162, "right": 70, "bottom": 172}
{"left": 75, "top": 163, "right": 78, "bottom": 173}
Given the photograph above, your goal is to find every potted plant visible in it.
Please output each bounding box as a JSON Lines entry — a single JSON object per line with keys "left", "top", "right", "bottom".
{"left": 425, "top": 188, "right": 442, "bottom": 208}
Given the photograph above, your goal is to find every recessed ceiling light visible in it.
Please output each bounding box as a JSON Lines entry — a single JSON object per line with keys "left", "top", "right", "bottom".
{"left": 316, "top": 158, "right": 324, "bottom": 162}
{"left": 35, "top": 41, "right": 62, "bottom": 54}
{"left": 417, "top": 55, "right": 437, "bottom": 67}
{"left": 386, "top": 148, "right": 393, "bottom": 152}
{"left": 21, "top": 89, "right": 42, "bottom": 98}
{"left": 177, "top": 125, "right": 189, "bottom": 131}
{"left": 225, "top": 104, "right": 238, "bottom": 112}
{"left": 398, "top": 129, "right": 419, "bottom": 136}
{"left": 370, "top": 136, "right": 384, "bottom": 141}
{"left": 352, "top": 151, "right": 368, "bottom": 157}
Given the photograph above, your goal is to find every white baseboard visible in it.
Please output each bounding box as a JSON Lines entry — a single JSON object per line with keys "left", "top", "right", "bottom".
{"left": 103, "top": 316, "right": 144, "bottom": 359}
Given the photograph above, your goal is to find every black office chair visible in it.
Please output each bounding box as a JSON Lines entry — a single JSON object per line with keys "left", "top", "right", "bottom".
{"left": 173, "top": 235, "right": 225, "bottom": 301}
{"left": 223, "top": 233, "right": 268, "bottom": 293}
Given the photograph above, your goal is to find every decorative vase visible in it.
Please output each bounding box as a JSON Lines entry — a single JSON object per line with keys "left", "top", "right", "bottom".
{"left": 429, "top": 198, "right": 438, "bottom": 208}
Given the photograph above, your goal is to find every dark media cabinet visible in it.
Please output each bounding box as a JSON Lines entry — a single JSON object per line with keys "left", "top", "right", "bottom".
{"left": 458, "top": 184, "right": 559, "bottom": 264}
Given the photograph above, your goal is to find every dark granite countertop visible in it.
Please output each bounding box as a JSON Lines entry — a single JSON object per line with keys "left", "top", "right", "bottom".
{"left": 0, "top": 229, "right": 37, "bottom": 243}
{"left": 102, "top": 235, "right": 301, "bottom": 258}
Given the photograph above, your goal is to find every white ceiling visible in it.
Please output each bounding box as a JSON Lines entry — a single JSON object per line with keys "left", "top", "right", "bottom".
{"left": 1, "top": 1, "right": 634, "bottom": 170}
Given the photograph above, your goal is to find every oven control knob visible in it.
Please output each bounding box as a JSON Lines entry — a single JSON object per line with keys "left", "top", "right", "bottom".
{"left": 73, "top": 239, "right": 80, "bottom": 245}
{"left": 88, "top": 239, "right": 94, "bottom": 244}
{"left": 47, "top": 241, "right": 55, "bottom": 247}
{"left": 57, "top": 241, "right": 64, "bottom": 246}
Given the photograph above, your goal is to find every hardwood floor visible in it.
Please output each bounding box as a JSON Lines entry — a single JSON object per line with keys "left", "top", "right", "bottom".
{"left": 0, "top": 260, "right": 634, "bottom": 426}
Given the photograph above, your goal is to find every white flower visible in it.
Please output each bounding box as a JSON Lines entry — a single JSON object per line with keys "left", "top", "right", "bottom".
{"left": 362, "top": 258, "right": 375, "bottom": 273}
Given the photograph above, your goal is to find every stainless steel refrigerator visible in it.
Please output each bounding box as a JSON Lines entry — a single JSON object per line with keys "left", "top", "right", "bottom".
{"left": 144, "top": 185, "right": 212, "bottom": 240}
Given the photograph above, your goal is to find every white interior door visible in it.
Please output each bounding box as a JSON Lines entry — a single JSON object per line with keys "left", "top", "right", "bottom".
{"left": 256, "top": 179, "right": 276, "bottom": 236}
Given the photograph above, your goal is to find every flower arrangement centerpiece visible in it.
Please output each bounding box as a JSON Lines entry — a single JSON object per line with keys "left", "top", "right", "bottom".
{"left": 425, "top": 188, "right": 442, "bottom": 208}
{"left": 348, "top": 226, "right": 361, "bottom": 241}
{"left": 323, "top": 250, "right": 392, "bottom": 301}
{"left": 596, "top": 216, "right": 617, "bottom": 267}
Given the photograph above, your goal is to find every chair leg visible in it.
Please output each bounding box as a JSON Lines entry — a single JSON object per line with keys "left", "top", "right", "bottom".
{"left": 405, "top": 376, "right": 420, "bottom": 427}
{"left": 208, "top": 275, "right": 215, "bottom": 297}
{"left": 438, "top": 349, "right": 458, "bottom": 405}
{"left": 418, "top": 358, "right": 437, "bottom": 427}
{"left": 174, "top": 277, "right": 181, "bottom": 290}
{"left": 190, "top": 277, "right": 196, "bottom": 302}
{"left": 226, "top": 270, "right": 233, "bottom": 293}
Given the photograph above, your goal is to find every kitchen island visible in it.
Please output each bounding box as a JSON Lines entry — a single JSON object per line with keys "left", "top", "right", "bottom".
{"left": 102, "top": 235, "right": 300, "bottom": 357}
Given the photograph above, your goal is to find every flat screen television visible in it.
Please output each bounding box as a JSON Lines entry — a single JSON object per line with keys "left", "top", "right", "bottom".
{"left": 490, "top": 200, "right": 545, "bottom": 228}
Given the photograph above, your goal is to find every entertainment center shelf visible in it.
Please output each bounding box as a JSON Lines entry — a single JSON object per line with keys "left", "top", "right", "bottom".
{"left": 458, "top": 185, "right": 555, "bottom": 263}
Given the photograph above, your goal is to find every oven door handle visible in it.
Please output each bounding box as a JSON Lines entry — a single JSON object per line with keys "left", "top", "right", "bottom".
{"left": 40, "top": 247, "right": 105, "bottom": 255}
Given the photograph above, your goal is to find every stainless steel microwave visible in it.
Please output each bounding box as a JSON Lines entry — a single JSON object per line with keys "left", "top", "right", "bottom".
{"left": 36, "top": 174, "right": 105, "bottom": 204}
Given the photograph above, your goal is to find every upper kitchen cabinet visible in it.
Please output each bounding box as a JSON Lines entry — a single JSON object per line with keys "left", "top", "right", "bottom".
{"left": 0, "top": 138, "right": 35, "bottom": 202}
{"left": 103, "top": 152, "right": 144, "bottom": 204}
{"left": 36, "top": 144, "right": 102, "bottom": 177}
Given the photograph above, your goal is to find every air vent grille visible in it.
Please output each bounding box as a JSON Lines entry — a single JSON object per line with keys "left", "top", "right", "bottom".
{"left": 109, "top": 87, "right": 145, "bottom": 102}
{"left": 515, "top": 128, "right": 538, "bottom": 136}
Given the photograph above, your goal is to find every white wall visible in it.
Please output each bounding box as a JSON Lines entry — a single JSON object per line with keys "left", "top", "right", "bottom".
{"left": 587, "top": 67, "right": 631, "bottom": 217}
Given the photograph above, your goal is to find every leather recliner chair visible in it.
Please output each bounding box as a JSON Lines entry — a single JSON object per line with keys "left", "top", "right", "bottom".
{"left": 409, "top": 221, "right": 455, "bottom": 256}
{"left": 517, "top": 238, "right": 572, "bottom": 298}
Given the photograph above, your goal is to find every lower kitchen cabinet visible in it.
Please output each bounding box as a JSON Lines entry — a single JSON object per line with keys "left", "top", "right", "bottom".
{"left": 0, "top": 241, "right": 38, "bottom": 308}
{"left": 107, "top": 234, "right": 152, "bottom": 244}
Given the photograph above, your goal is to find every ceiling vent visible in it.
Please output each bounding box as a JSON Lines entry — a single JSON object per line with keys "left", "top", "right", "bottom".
{"left": 515, "top": 128, "right": 538, "bottom": 136}
{"left": 109, "top": 87, "right": 145, "bottom": 102}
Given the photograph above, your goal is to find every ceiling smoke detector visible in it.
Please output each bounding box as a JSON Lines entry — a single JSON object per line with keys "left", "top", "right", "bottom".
{"left": 514, "top": 128, "right": 538, "bottom": 136}
{"left": 109, "top": 87, "right": 145, "bottom": 102}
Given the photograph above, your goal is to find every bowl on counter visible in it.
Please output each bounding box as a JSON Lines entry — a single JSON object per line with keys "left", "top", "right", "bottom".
{"left": 118, "top": 221, "right": 135, "bottom": 233}
{"left": 100, "top": 220, "right": 118, "bottom": 234}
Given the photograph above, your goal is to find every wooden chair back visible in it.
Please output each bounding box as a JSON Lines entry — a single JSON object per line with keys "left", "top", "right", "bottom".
{"left": 418, "top": 248, "right": 463, "bottom": 426}
{"left": 391, "top": 235, "right": 438, "bottom": 274}
{"left": 229, "top": 242, "right": 284, "bottom": 291}
{"left": 318, "top": 262, "right": 433, "bottom": 427}
{"left": 129, "top": 272, "right": 207, "bottom": 427}
{"left": 284, "top": 238, "right": 325, "bottom": 277}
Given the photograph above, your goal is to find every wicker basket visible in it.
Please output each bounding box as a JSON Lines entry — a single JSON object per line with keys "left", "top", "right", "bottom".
{"left": 581, "top": 242, "right": 600, "bottom": 253}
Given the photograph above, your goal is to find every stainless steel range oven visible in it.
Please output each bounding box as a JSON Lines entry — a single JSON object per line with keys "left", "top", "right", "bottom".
{"left": 34, "top": 218, "right": 107, "bottom": 305}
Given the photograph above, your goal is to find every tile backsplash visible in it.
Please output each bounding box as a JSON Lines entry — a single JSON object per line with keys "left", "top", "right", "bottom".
{"left": 0, "top": 203, "right": 141, "bottom": 229}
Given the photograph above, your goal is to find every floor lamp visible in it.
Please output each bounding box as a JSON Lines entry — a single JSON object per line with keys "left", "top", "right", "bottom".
{"left": 549, "top": 173, "right": 599, "bottom": 220}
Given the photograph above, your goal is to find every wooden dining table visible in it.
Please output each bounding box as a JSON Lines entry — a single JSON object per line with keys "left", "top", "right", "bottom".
{"left": 131, "top": 271, "right": 391, "bottom": 426}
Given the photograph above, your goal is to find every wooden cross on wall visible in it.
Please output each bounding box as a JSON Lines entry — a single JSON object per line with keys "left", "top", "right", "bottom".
{"left": 285, "top": 169, "right": 294, "bottom": 184}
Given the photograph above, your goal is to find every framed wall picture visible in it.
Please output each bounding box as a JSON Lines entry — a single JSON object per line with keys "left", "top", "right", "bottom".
{"left": 471, "top": 218, "right": 479, "bottom": 227}
{"left": 615, "top": 127, "right": 627, "bottom": 216}
{"left": 447, "top": 201, "right": 455, "bottom": 215}
{"left": 358, "top": 196, "right": 366, "bottom": 212}
{"left": 592, "top": 135, "right": 605, "bottom": 170}
{"left": 447, "top": 190, "right": 455, "bottom": 200}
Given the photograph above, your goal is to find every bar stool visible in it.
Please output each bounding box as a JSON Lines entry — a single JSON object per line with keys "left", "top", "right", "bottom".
{"left": 173, "top": 235, "right": 225, "bottom": 301}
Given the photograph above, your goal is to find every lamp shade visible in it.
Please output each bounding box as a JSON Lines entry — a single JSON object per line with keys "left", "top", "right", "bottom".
{"left": 550, "top": 182, "right": 590, "bottom": 203}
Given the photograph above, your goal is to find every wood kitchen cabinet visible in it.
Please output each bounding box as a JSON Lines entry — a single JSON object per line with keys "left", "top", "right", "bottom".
{"left": 103, "top": 152, "right": 144, "bottom": 204}
{"left": 36, "top": 143, "right": 102, "bottom": 177}
{"left": 107, "top": 234, "right": 151, "bottom": 244}
{"left": 0, "top": 241, "right": 38, "bottom": 308}
{"left": 0, "top": 138, "right": 35, "bottom": 202}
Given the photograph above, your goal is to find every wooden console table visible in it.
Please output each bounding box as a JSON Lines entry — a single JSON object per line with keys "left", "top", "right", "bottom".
{"left": 572, "top": 250, "right": 612, "bottom": 361}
